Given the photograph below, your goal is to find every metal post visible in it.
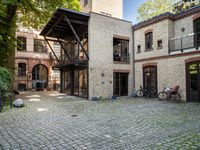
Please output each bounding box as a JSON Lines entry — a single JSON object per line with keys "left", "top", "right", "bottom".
{"left": 56, "top": 37, "right": 71, "bottom": 61}
{"left": 44, "top": 36, "right": 60, "bottom": 64}
{"left": 181, "top": 37, "right": 183, "bottom": 52}
{"left": 64, "top": 16, "right": 89, "bottom": 60}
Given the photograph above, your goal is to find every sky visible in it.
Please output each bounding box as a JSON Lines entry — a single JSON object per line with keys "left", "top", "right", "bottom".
{"left": 123, "top": 0, "right": 146, "bottom": 24}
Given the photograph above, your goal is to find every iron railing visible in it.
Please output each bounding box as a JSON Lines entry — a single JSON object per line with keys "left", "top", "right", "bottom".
{"left": 113, "top": 52, "right": 130, "bottom": 62}
{"left": 169, "top": 33, "right": 200, "bottom": 54}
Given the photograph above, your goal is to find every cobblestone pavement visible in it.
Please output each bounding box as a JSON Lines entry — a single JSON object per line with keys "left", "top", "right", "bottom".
{"left": 1, "top": 92, "right": 200, "bottom": 150}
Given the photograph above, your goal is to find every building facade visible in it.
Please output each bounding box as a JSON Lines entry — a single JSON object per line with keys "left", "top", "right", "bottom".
{"left": 15, "top": 29, "right": 60, "bottom": 91}
{"left": 40, "top": 8, "right": 133, "bottom": 99}
{"left": 133, "top": 6, "right": 200, "bottom": 102}
{"left": 80, "top": 0, "right": 123, "bottom": 19}
{"left": 39, "top": 2, "right": 200, "bottom": 101}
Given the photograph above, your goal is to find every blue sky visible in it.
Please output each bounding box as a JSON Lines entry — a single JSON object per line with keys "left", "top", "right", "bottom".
{"left": 123, "top": 0, "right": 146, "bottom": 24}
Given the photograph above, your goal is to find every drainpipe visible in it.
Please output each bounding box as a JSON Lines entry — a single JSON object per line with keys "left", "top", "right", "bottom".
{"left": 132, "top": 28, "right": 136, "bottom": 95}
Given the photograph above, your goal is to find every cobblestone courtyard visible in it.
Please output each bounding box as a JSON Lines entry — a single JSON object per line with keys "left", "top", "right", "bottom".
{"left": 1, "top": 92, "right": 200, "bottom": 150}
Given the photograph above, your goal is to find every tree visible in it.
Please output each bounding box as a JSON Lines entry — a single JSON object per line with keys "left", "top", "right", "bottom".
{"left": 0, "top": 0, "right": 80, "bottom": 73}
{"left": 137, "top": 0, "right": 174, "bottom": 22}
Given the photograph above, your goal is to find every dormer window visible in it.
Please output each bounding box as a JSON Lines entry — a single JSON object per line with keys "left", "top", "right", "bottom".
{"left": 145, "top": 32, "right": 153, "bottom": 51}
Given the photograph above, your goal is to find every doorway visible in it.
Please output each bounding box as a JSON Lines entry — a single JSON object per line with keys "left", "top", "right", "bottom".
{"left": 186, "top": 62, "right": 200, "bottom": 102}
{"left": 32, "top": 64, "right": 48, "bottom": 91}
{"left": 61, "top": 68, "right": 88, "bottom": 98}
{"left": 143, "top": 66, "right": 157, "bottom": 96}
{"left": 113, "top": 73, "right": 129, "bottom": 96}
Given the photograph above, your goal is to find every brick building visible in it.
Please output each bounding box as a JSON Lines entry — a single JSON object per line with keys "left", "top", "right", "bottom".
{"left": 16, "top": 0, "right": 199, "bottom": 101}
{"left": 133, "top": 6, "right": 200, "bottom": 102}
{"left": 40, "top": 2, "right": 200, "bottom": 101}
{"left": 15, "top": 29, "right": 60, "bottom": 91}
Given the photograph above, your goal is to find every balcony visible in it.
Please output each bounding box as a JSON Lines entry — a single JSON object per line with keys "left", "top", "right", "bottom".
{"left": 169, "top": 33, "right": 200, "bottom": 54}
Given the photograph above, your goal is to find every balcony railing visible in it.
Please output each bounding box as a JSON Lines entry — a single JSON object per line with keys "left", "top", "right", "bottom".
{"left": 113, "top": 52, "right": 130, "bottom": 62}
{"left": 169, "top": 33, "right": 200, "bottom": 54}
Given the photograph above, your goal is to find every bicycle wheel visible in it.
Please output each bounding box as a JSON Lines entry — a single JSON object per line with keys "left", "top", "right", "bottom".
{"left": 171, "top": 93, "right": 181, "bottom": 102}
{"left": 158, "top": 92, "right": 168, "bottom": 100}
{"left": 136, "top": 90, "right": 144, "bottom": 97}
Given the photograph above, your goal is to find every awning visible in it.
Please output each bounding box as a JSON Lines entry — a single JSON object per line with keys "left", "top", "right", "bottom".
{"left": 40, "top": 8, "right": 90, "bottom": 65}
{"left": 40, "top": 8, "right": 90, "bottom": 40}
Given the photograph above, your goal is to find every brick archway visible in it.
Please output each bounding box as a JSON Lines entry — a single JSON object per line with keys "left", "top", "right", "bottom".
{"left": 32, "top": 64, "right": 49, "bottom": 90}
{"left": 185, "top": 57, "right": 200, "bottom": 63}
{"left": 142, "top": 62, "right": 157, "bottom": 67}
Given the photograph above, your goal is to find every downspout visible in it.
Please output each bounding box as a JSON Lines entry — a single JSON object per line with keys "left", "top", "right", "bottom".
{"left": 132, "top": 27, "right": 136, "bottom": 94}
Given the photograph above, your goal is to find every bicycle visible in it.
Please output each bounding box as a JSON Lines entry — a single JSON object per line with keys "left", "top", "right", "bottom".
{"left": 158, "top": 85, "right": 180, "bottom": 102}
{"left": 136, "top": 85, "right": 157, "bottom": 98}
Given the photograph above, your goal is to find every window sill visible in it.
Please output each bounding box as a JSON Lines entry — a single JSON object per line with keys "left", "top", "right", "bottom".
{"left": 17, "top": 75, "right": 27, "bottom": 77}
{"left": 113, "top": 61, "right": 130, "bottom": 64}
{"left": 145, "top": 49, "right": 153, "bottom": 52}
{"left": 17, "top": 50, "right": 26, "bottom": 52}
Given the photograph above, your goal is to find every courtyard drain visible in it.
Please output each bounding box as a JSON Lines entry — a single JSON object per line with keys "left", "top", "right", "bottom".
{"left": 71, "top": 114, "right": 78, "bottom": 117}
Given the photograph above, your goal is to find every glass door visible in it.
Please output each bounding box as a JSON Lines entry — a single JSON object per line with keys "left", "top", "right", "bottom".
{"left": 187, "top": 62, "right": 200, "bottom": 102}
{"left": 143, "top": 66, "right": 157, "bottom": 97}
{"left": 113, "top": 73, "right": 128, "bottom": 96}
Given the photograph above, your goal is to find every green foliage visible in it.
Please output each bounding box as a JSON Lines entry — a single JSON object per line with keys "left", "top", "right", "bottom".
{"left": 0, "top": 0, "right": 80, "bottom": 71}
{"left": 17, "top": 0, "right": 81, "bottom": 29}
{"left": 173, "top": 0, "right": 200, "bottom": 14}
{"left": 137, "top": 0, "right": 174, "bottom": 22}
{"left": 0, "top": 67, "right": 13, "bottom": 94}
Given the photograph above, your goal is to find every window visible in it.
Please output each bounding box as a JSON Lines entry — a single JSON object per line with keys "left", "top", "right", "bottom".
{"left": 17, "top": 37, "right": 26, "bottom": 51}
{"left": 84, "top": 0, "right": 88, "bottom": 6}
{"left": 18, "top": 84, "right": 26, "bottom": 91}
{"left": 145, "top": 32, "right": 153, "bottom": 50}
{"left": 137, "top": 45, "right": 141, "bottom": 53}
{"left": 113, "top": 38, "right": 129, "bottom": 62}
{"left": 34, "top": 39, "right": 48, "bottom": 53}
{"left": 18, "top": 63, "right": 26, "bottom": 76}
{"left": 157, "top": 40, "right": 163, "bottom": 49}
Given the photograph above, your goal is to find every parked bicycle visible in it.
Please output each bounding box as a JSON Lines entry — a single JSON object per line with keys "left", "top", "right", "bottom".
{"left": 158, "top": 85, "right": 180, "bottom": 102}
{"left": 136, "top": 85, "right": 157, "bottom": 98}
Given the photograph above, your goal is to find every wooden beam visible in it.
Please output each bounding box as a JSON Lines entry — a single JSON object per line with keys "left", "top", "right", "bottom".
{"left": 47, "top": 15, "right": 64, "bottom": 36}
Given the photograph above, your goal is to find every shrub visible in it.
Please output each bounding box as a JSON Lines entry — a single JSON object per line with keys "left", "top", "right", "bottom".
{"left": 0, "top": 67, "right": 13, "bottom": 95}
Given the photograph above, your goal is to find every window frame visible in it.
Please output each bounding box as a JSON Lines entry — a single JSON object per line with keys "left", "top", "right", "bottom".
{"left": 157, "top": 39, "right": 163, "bottom": 49}
{"left": 18, "top": 83, "right": 27, "bottom": 91}
{"left": 137, "top": 45, "right": 141, "bottom": 53}
{"left": 17, "top": 36, "right": 26, "bottom": 51}
{"left": 113, "top": 38, "right": 130, "bottom": 63}
{"left": 18, "top": 63, "right": 26, "bottom": 76}
{"left": 34, "top": 39, "right": 48, "bottom": 53}
{"left": 145, "top": 32, "right": 153, "bottom": 51}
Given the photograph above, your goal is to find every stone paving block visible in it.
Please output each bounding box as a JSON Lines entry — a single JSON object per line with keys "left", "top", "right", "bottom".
{"left": 0, "top": 92, "right": 200, "bottom": 149}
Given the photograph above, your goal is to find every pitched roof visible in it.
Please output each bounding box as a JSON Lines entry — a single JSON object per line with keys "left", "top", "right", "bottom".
{"left": 133, "top": 5, "right": 200, "bottom": 31}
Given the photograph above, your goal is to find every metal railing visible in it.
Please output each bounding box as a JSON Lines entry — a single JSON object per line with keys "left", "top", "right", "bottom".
{"left": 169, "top": 33, "right": 200, "bottom": 54}
{"left": 113, "top": 52, "right": 130, "bottom": 62}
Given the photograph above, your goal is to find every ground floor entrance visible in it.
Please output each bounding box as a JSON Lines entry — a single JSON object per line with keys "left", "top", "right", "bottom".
{"left": 186, "top": 61, "right": 200, "bottom": 102}
{"left": 61, "top": 67, "right": 88, "bottom": 98}
{"left": 32, "top": 64, "right": 48, "bottom": 91}
{"left": 143, "top": 66, "right": 157, "bottom": 97}
{"left": 113, "top": 73, "right": 129, "bottom": 96}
